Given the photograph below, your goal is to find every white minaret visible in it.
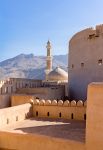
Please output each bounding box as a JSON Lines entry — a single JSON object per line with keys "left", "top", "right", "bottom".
{"left": 45, "top": 40, "right": 52, "bottom": 80}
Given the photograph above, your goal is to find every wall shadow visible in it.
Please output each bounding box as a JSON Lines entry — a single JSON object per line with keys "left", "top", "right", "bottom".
{"left": 14, "top": 118, "right": 86, "bottom": 143}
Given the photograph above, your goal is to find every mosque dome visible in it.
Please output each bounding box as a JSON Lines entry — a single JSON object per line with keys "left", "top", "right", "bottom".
{"left": 48, "top": 67, "right": 68, "bottom": 81}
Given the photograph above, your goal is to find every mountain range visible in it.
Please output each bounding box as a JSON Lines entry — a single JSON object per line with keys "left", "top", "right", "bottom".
{"left": 0, "top": 54, "right": 68, "bottom": 80}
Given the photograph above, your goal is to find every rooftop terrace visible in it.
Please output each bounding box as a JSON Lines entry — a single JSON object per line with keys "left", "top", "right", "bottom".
{"left": 1, "top": 118, "right": 86, "bottom": 143}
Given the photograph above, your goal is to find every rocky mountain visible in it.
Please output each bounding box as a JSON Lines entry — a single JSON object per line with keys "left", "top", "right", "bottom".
{"left": 0, "top": 54, "right": 68, "bottom": 80}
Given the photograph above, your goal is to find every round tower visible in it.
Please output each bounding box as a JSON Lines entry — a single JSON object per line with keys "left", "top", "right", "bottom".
{"left": 45, "top": 40, "right": 52, "bottom": 80}
{"left": 69, "top": 24, "right": 103, "bottom": 100}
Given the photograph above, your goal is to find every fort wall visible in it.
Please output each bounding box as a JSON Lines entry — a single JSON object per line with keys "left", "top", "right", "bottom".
{"left": 11, "top": 95, "right": 34, "bottom": 106}
{"left": 0, "top": 103, "right": 32, "bottom": 127}
{"left": 0, "top": 78, "right": 42, "bottom": 95}
{"left": 33, "top": 99, "right": 86, "bottom": 121}
{"left": 0, "top": 98, "right": 86, "bottom": 128}
{"left": 0, "top": 78, "right": 42, "bottom": 108}
{"left": 69, "top": 24, "right": 103, "bottom": 100}
{"left": 0, "top": 95, "right": 11, "bottom": 108}
{"left": 86, "top": 82, "right": 103, "bottom": 150}
{"left": 0, "top": 131, "right": 85, "bottom": 150}
{"left": 11, "top": 86, "right": 65, "bottom": 104}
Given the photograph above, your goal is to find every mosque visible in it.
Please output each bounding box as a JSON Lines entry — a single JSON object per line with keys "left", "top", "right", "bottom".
{"left": 0, "top": 24, "right": 103, "bottom": 150}
{"left": 0, "top": 40, "right": 68, "bottom": 108}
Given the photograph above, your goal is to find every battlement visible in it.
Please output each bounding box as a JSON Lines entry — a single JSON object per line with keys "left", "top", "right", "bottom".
{"left": 88, "top": 24, "right": 103, "bottom": 39}
{"left": 32, "top": 99, "right": 86, "bottom": 121}
{"left": 0, "top": 78, "right": 42, "bottom": 95}
{"left": 70, "top": 24, "right": 103, "bottom": 44}
{"left": 32, "top": 99, "right": 87, "bottom": 107}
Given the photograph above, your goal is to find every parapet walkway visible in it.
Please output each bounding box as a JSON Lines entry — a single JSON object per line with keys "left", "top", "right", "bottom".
{"left": 1, "top": 117, "right": 86, "bottom": 143}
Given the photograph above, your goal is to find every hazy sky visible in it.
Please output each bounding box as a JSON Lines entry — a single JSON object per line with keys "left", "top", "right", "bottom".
{"left": 0, "top": 0, "right": 103, "bottom": 61}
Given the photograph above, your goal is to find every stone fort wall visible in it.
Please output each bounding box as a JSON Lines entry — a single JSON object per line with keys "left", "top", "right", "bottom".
{"left": 0, "top": 78, "right": 42, "bottom": 94}
{"left": 0, "top": 99, "right": 86, "bottom": 150}
{"left": 33, "top": 99, "right": 86, "bottom": 121}
{"left": 0, "top": 98, "right": 86, "bottom": 128}
{"left": 0, "top": 78, "right": 42, "bottom": 108}
{"left": 69, "top": 24, "right": 103, "bottom": 100}
{"left": 0, "top": 103, "right": 32, "bottom": 127}
{"left": 0, "top": 131, "right": 85, "bottom": 150}
{"left": 1, "top": 82, "right": 103, "bottom": 150}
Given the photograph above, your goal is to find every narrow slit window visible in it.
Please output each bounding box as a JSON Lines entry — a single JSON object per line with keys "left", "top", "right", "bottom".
{"left": 98, "top": 59, "right": 102, "bottom": 65}
{"left": 36, "top": 111, "right": 38, "bottom": 116}
{"left": 84, "top": 114, "right": 86, "bottom": 120}
{"left": 7, "top": 118, "right": 9, "bottom": 124}
{"left": 16, "top": 116, "right": 18, "bottom": 121}
{"left": 71, "top": 113, "right": 74, "bottom": 119}
{"left": 59, "top": 112, "right": 61, "bottom": 118}
{"left": 47, "top": 112, "right": 50, "bottom": 117}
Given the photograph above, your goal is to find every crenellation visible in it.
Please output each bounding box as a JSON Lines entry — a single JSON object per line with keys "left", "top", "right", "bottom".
{"left": 77, "top": 100, "right": 83, "bottom": 107}
{"left": 39, "top": 99, "right": 45, "bottom": 105}
{"left": 52, "top": 99, "right": 58, "bottom": 106}
{"left": 84, "top": 101, "right": 87, "bottom": 107}
{"left": 33, "top": 99, "right": 86, "bottom": 107}
{"left": 33, "top": 99, "right": 40, "bottom": 105}
{"left": 45, "top": 99, "right": 51, "bottom": 105}
{"left": 58, "top": 100, "right": 63, "bottom": 106}
{"left": 71, "top": 100, "right": 77, "bottom": 107}
{"left": 63, "top": 100, "right": 70, "bottom": 106}
{"left": 33, "top": 99, "right": 86, "bottom": 120}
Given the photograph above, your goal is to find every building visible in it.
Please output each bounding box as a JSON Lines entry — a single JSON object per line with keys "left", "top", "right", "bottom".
{"left": 0, "top": 41, "right": 68, "bottom": 108}
{"left": 0, "top": 26, "right": 103, "bottom": 150}
{"left": 69, "top": 24, "right": 103, "bottom": 100}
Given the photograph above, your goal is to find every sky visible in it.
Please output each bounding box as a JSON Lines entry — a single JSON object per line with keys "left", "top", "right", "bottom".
{"left": 0, "top": 0, "right": 103, "bottom": 61}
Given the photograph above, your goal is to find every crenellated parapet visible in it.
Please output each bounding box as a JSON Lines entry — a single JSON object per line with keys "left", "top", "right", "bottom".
{"left": 32, "top": 99, "right": 87, "bottom": 107}
{"left": 0, "top": 78, "right": 42, "bottom": 95}
{"left": 32, "top": 99, "right": 87, "bottom": 121}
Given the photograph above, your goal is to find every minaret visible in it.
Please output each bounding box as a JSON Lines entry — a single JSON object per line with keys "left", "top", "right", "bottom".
{"left": 45, "top": 40, "right": 52, "bottom": 80}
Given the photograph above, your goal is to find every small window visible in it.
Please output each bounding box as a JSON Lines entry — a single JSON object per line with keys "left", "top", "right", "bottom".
{"left": 88, "top": 34, "right": 95, "bottom": 39}
{"left": 81, "top": 63, "right": 84, "bottom": 67}
{"left": 84, "top": 114, "right": 86, "bottom": 120}
{"left": 47, "top": 112, "right": 50, "bottom": 117}
{"left": 36, "top": 111, "right": 38, "bottom": 116}
{"left": 7, "top": 118, "right": 9, "bottom": 124}
{"left": 72, "top": 64, "right": 74, "bottom": 68}
{"left": 59, "top": 112, "right": 61, "bottom": 118}
{"left": 98, "top": 59, "right": 102, "bottom": 65}
{"left": 71, "top": 113, "right": 74, "bottom": 119}
{"left": 16, "top": 116, "right": 18, "bottom": 121}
